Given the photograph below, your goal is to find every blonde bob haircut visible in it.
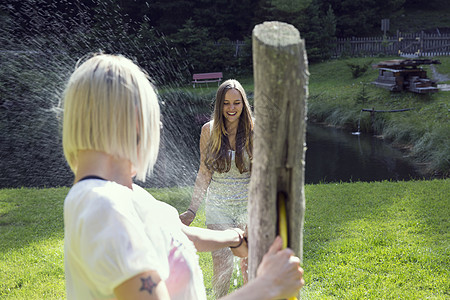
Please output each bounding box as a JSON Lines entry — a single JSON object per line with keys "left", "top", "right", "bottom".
{"left": 62, "top": 54, "right": 160, "bottom": 181}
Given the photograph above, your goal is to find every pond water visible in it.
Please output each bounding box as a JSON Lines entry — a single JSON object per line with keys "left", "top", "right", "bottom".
{"left": 305, "top": 123, "right": 426, "bottom": 184}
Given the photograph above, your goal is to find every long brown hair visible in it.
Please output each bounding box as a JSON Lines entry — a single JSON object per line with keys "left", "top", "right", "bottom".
{"left": 205, "top": 79, "right": 253, "bottom": 173}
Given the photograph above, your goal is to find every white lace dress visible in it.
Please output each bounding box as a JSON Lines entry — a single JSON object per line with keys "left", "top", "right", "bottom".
{"left": 205, "top": 150, "right": 250, "bottom": 225}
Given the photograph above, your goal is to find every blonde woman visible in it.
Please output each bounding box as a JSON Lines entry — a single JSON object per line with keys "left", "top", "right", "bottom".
{"left": 180, "top": 79, "right": 253, "bottom": 297}
{"left": 62, "top": 54, "right": 303, "bottom": 300}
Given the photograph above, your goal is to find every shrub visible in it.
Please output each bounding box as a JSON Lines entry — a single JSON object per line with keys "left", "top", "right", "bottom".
{"left": 346, "top": 61, "right": 373, "bottom": 78}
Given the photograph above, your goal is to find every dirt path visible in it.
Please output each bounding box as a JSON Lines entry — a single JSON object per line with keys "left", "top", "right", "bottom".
{"left": 430, "top": 65, "right": 450, "bottom": 91}
{"left": 430, "top": 65, "right": 450, "bottom": 82}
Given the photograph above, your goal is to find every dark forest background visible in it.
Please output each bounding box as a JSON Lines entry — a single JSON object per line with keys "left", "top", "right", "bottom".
{"left": 2, "top": 0, "right": 449, "bottom": 80}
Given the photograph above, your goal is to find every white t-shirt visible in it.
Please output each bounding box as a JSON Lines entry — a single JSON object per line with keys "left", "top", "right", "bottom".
{"left": 64, "top": 179, "right": 206, "bottom": 299}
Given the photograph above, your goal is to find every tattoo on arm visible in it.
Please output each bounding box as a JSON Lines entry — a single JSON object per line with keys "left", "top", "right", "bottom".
{"left": 139, "top": 276, "right": 157, "bottom": 294}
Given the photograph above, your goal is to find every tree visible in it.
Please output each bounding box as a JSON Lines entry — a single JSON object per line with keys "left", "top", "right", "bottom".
{"left": 144, "top": 0, "right": 194, "bottom": 35}
{"left": 404, "top": 0, "right": 446, "bottom": 9}
{"left": 297, "top": 1, "right": 337, "bottom": 61}
{"left": 253, "top": 0, "right": 337, "bottom": 62}
{"left": 320, "top": 0, "right": 405, "bottom": 37}
{"left": 193, "top": 0, "right": 254, "bottom": 40}
{"left": 169, "top": 18, "right": 213, "bottom": 74}
{"left": 269, "top": 0, "right": 312, "bottom": 12}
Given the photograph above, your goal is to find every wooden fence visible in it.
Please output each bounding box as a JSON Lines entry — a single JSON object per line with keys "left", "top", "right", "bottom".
{"left": 333, "top": 31, "right": 450, "bottom": 57}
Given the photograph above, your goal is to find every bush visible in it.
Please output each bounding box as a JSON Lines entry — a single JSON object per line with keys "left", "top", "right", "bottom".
{"left": 346, "top": 61, "right": 373, "bottom": 78}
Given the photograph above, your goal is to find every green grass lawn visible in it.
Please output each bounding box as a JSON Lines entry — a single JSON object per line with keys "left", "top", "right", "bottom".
{"left": 302, "top": 180, "right": 449, "bottom": 299}
{"left": 1, "top": 179, "right": 448, "bottom": 299}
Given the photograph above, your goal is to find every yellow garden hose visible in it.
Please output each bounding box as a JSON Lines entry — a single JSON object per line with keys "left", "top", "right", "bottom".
{"left": 277, "top": 192, "right": 298, "bottom": 300}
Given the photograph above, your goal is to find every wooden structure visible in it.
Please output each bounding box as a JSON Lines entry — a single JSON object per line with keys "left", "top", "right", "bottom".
{"left": 248, "top": 21, "right": 308, "bottom": 298}
{"left": 191, "top": 72, "right": 223, "bottom": 88}
{"left": 372, "top": 59, "right": 440, "bottom": 93}
{"left": 361, "top": 107, "right": 415, "bottom": 134}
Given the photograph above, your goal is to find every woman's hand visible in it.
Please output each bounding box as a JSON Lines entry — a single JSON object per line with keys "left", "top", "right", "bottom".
{"left": 256, "top": 236, "right": 304, "bottom": 299}
{"left": 229, "top": 228, "right": 248, "bottom": 258}
{"left": 179, "top": 210, "right": 196, "bottom": 226}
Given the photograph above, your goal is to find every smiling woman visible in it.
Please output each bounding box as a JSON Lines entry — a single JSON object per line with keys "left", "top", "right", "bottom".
{"left": 223, "top": 89, "right": 244, "bottom": 126}
{"left": 179, "top": 79, "right": 254, "bottom": 297}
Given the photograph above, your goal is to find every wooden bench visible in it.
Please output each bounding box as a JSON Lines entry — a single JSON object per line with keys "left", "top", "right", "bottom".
{"left": 192, "top": 72, "right": 223, "bottom": 88}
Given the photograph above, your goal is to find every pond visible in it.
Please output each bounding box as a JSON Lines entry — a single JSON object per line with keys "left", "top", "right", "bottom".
{"left": 305, "top": 123, "right": 426, "bottom": 184}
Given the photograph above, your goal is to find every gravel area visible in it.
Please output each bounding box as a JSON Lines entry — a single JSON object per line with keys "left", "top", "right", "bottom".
{"left": 430, "top": 65, "right": 450, "bottom": 91}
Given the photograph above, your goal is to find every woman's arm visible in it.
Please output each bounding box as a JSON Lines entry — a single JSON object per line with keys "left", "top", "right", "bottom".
{"left": 182, "top": 225, "right": 247, "bottom": 257}
{"left": 114, "top": 237, "right": 303, "bottom": 300}
{"left": 114, "top": 270, "right": 170, "bottom": 300}
{"left": 180, "top": 123, "right": 213, "bottom": 225}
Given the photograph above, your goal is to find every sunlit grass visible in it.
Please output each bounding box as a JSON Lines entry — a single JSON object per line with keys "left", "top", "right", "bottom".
{"left": 302, "top": 179, "right": 449, "bottom": 299}
{"left": 1, "top": 180, "right": 449, "bottom": 299}
{"left": 0, "top": 188, "right": 67, "bottom": 299}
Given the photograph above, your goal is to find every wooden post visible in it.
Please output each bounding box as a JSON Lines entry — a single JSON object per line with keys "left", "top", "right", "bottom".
{"left": 248, "top": 21, "right": 308, "bottom": 294}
